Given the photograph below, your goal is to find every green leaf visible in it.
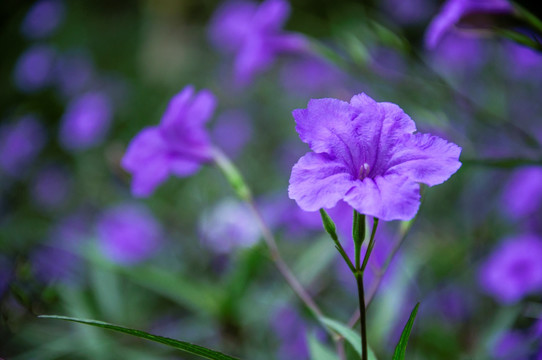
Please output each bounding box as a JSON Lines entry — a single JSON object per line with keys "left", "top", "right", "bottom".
{"left": 85, "top": 251, "right": 221, "bottom": 316}
{"left": 307, "top": 332, "right": 338, "bottom": 360}
{"left": 39, "top": 315, "right": 240, "bottom": 360}
{"left": 392, "top": 303, "right": 420, "bottom": 360}
{"left": 320, "top": 317, "right": 377, "bottom": 360}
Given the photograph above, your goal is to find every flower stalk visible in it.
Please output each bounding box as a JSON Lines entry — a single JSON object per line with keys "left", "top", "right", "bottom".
{"left": 352, "top": 211, "right": 368, "bottom": 360}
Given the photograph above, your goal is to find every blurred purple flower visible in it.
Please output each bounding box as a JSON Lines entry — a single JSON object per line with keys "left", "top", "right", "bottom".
{"left": 54, "top": 50, "right": 94, "bottom": 97}
{"left": 21, "top": 0, "right": 65, "bottom": 39}
{"left": 97, "top": 204, "right": 163, "bottom": 265}
{"left": 31, "top": 245, "right": 80, "bottom": 284}
{"left": 122, "top": 86, "right": 215, "bottom": 197}
{"left": 288, "top": 93, "right": 462, "bottom": 221}
{"left": 0, "top": 115, "right": 46, "bottom": 177}
{"left": 280, "top": 56, "right": 345, "bottom": 97}
{"left": 208, "top": 0, "right": 308, "bottom": 84}
{"left": 505, "top": 42, "right": 542, "bottom": 78}
{"left": 430, "top": 32, "right": 487, "bottom": 71}
{"left": 199, "top": 198, "right": 260, "bottom": 254}
{"left": 478, "top": 234, "right": 542, "bottom": 304}
{"left": 52, "top": 212, "right": 91, "bottom": 248}
{"left": 14, "top": 45, "right": 56, "bottom": 92}
{"left": 59, "top": 91, "right": 112, "bottom": 151}
{"left": 382, "top": 0, "right": 436, "bottom": 25}
{"left": 501, "top": 166, "right": 542, "bottom": 220}
{"left": 271, "top": 306, "right": 309, "bottom": 360}
{"left": 260, "top": 194, "right": 322, "bottom": 237}
{"left": 492, "top": 331, "right": 529, "bottom": 359}
{"left": 425, "top": 0, "right": 512, "bottom": 49}
{"left": 211, "top": 110, "right": 252, "bottom": 158}
{"left": 31, "top": 166, "right": 71, "bottom": 210}
{"left": 31, "top": 214, "right": 90, "bottom": 284}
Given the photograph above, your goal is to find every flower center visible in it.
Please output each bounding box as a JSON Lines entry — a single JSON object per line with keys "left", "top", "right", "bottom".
{"left": 358, "top": 162, "right": 370, "bottom": 180}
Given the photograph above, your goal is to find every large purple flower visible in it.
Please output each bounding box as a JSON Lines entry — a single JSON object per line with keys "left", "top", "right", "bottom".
{"left": 478, "top": 234, "right": 542, "bottom": 304}
{"left": 425, "top": 0, "right": 513, "bottom": 49}
{"left": 288, "top": 93, "right": 462, "bottom": 221}
{"left": 122, "top": 86, "right": 216, "bottom": 197}
{"left": 208, "top": 0, "right": 308, "bottom": 84}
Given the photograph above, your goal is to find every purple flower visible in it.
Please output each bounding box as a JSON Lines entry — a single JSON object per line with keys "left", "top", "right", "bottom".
{"left": 122, "top": 86, "right": 216, "bottom": 197}
{"left": 14, "top": 45, "right": 56, "bottom": 92}
{"left": 199, "top": 198, "right": 260, "bottom": 254}
{"left": 425, "top": 0, "right": 513, "bottom": 49}
{"left": 429, "top": 33, "right": 487, "bottom": 71}
{"left": 20, "top": 0, "right": 65, "bottom": 39}
{"left": 382, "top": 0, "right": 436, "bottom": 25}
{"left": 31, "top": 166, "right": 72, "bottom": 210}
{"left": 280, "top": 56, "right": 346, "bottom": 97}
{"left": 211, "top": 109, "right": 252, "bottom": 158}
{"left": 31, "top": 245, "right": 81, "bottom": 284}
{"left": 478, "top": 234, "right": 542, "bottom": 304}
{"left": 492, "top": 331, "right": 529, "bottom": 359}
{"left": 288, "top": 93, "right": 462, "bottom": 221}
{"left": 208, "top": 0, "right": 308, "bottom": 84}
{"left": 501, "top": 166, "right": 542, "bottom": 220}
{"left": 505, "top": 42, "right": 542, "bottom": 79}
{"left": 54, "top": 50, "right": 94, "bottom": 97}
{"left": 97, "top": 204, "right": 163, "bottom": 265}
{"left": 59, "top": 91, "right": 113, "bottom": 151}
{"left": 0, "top": 115, "right": 46, "bottom": 177}
{"left": 271, "top": 306, "right": 309, "bottom": 360}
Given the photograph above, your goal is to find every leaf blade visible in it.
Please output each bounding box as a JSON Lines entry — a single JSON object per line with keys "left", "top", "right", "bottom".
{"left": 39, "top": 315, "right": 240, "bottom": 360}
{"left": 320, "top": 317, "right": 377, "bottom": 360}
{"left": 307, "top": 332, "right": 338, "bottom": 360}
{"left": 392, "top": 302, "right": 420, "bottom": 360}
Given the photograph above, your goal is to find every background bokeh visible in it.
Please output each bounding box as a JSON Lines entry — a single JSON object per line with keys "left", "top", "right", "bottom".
{"left": 1, "top": 0, "right": 542, "bottom": 359}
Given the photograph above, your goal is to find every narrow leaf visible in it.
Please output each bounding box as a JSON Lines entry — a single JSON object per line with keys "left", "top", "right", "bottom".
{"left": 39, "top": 315, "right": 240, "bottom": 360}
{"left": 320, "top": 317, "right": 377, "bottom": 360}
{"left": 307, "top": 332, "right": 338, "bottom": 360}
{"left": 392, "top": 302, "right": 420, "bottom": 360}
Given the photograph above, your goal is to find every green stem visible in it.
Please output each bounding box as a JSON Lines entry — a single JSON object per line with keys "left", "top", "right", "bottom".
{"left": 355, "top": 271, "right": 368, "bottom": 360}
{"left": 361, "top": 219, "right": 379, "bottom": 273}
{"left": 353, "top": 211, "right": 366, "bottom": 270}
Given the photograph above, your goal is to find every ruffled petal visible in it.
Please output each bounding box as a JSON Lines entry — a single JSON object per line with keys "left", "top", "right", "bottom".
{"left": 121, "top": 127, "right": 166, "bottom": 172}
{"left": 160, "top": 86, "right": 194, "bottom": 129}
{"left": 186, "top": 89, "right": 216, "bottom": 125}
{"left": 289, "top": 152, "right": 356, "bottom": 211}
{"left": 234, "top": 36, "right": 274, "bottom": 84}
{"left": 349, "top": 94, "right": 417, "bottom": 177}
{"left": 344, "top": 175, "right": 420, "bottom": 221}
{"left": 385, "top": 133, "right": 462, "bottom": 186}
{"left": 131, "top": 158, "right": 170, "bottom": 197}
{"left": 293, "top": 98, "right": 362, "bottom": 172}
{"left": 254, "top": 0, "right": 290, "bottom": 31}
{"left": 121, "top": 127, "right": 170, "bottom": 197}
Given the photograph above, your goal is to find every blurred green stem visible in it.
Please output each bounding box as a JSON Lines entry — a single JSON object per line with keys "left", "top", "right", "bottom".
{"left": 212, "top": 148, "right": 341, "bottom": 344}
